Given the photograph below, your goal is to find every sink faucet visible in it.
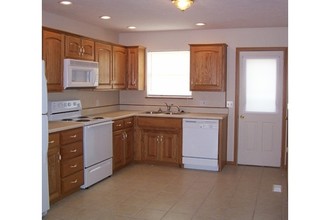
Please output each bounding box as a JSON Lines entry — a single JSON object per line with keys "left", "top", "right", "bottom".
{"left": 164, "top": 102, "right": 173, "bottom": 112}
{"left": 174, "top": 105, "right": 181, "bottom": 113}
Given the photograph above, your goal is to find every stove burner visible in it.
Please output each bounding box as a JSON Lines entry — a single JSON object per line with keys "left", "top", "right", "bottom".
{"left": 76, "top": 119, "right": 90, "bottom": 122}
{"left": 62, "top": 119, "right": 73, "bottom": 121}
{"left": 78, "top": 116, "right": 89, "bottom": 119}
{"left": 93, "top": 117, "right": 104, "bottom": 119}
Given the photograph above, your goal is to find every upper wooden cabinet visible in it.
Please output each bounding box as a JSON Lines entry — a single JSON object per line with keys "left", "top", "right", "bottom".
{"left": 65, "top": 35, "right": 95, "bottom": 60}
{"left": 190, "top": 44, "right": 227, "bottom": 91}
{"left": 42, "top": 29, "right": 64, "bottom": 92}
{"left": 127, "top": 46, "right": 146, "bottom": 90}
{"left": 112, "top": 45, "right": 127, "bottom": 89}
{"left": 95, "top": 42, "right": 113, "bottom": 89}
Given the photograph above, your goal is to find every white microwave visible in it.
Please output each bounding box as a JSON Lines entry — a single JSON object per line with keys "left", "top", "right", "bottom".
{"left": 63, "top": 59, "right": 99, "bottom": 89}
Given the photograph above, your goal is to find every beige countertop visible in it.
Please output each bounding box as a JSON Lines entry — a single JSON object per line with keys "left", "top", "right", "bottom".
{"left": 49, "top": 110, "right": 227, "bottom": 133}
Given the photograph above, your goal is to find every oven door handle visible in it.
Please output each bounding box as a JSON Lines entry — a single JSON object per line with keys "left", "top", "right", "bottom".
{"left": 85, "top": 120, "right": 113, "bottom": 128}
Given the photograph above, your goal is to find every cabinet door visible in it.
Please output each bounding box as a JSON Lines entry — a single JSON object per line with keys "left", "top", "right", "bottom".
{"left": 113, "top": 46, "right": 127, "bottom": 89}
{"left": 48, "top": 142, "right": 61, "bottom": 203}
{"left": 65, "top": 35, "right": 81, "bottom": 59}
{"left": 113, "top": 130, "right": 125, "bottom": 171}
{"left": 190, "top": 44, "right": 227, "bottom": 91}
{"left": 81, "top": 39, "right": 94, "bottom": 60}
{"left": 127, "top": 46, "right": 146, "bottom": 90}
{"left": 42, "top": 30, "right": 64, "bottom": 92}
{"left": 159, "top": 132, "right": 178, "bottom": 163}
{"left": 125, "top": 128, "right": 134, "bottom": 164}
{"left": 95, "top": 42, "right": 113, "bottom": 89}
{"left": 142, "top": 131, "right": 159, "bottom": 161}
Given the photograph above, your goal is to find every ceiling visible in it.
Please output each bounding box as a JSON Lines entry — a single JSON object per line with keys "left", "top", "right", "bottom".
{"left": 42, "top": 0, "right": 288, "bottom": 33}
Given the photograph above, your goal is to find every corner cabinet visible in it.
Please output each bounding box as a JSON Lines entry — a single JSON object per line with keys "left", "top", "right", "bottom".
{"left": 112, "top": 45, "right": 127, "bottom": 89}
{"left": 190, "top": 44, "right": 227, "bottom": 91}
{"left": 135, "top": 117, "right": 182, "bottom": 166}
{"left": 127, "top": 46, "right": 146, "bottom": 90}
{"left": 42, "top": 29, "right": 64, "bottom": 92}
{"left": 65, "top": 35, "right": 95, "bottom": 60}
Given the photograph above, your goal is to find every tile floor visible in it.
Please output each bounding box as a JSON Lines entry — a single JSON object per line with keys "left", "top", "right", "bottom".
{"left": 43, "top": 164, "right": 288, "bottom": 220}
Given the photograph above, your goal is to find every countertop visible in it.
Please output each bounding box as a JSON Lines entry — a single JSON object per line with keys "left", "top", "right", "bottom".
{"left": 49, "top": 110, "right": 227, "bottom": 133}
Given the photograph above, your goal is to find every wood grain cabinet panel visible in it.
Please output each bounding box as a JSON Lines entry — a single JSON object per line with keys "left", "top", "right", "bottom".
{"left": 95, "top": 42, "right": 113, "bottom": 89}
{"left": 42, "top": 29, "right": 64, "bottom": 92}
{"left": 127, "top": 46, "right": 146, "bottom": 90}
{"left": 65, "top": 35, "right": 95, "bottom": 60}
{"left": 112, "top": 45, "right": 127, "bottom": 89}
{"left": 190, "top": 44, "right": 227, "bottom": 91}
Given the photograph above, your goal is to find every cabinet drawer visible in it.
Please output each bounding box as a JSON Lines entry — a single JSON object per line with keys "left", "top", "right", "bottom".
{"left": 61, "top": 156, "right": 83, "bottom": 178}
{"left": 61, "top": 170, "right": 84, "bottom": 194}
{"left": 137, "top": 117, "right": 182, "bottom": 129}
{"left": 124, "top": 117, "right": 134, "bottom": 128}
{"left": 61, "top": 128, "right": 83, "bottom": 145}
{"left": 61, "top": 141, "right": 83, "bottom": 160}
{"left": 49, "top": 133, "right": 60, "bottom": 148}
{"left": 113, "top": 120, "right": 124, "bottom": 131}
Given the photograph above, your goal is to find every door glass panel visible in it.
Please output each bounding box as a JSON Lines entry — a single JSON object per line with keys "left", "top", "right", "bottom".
{"left": 245, "top": 58, "right": 277, "bottom": 112}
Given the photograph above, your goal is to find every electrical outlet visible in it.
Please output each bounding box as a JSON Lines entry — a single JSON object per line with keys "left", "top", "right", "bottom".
{"left": 226, "top": 101, "right": 233, "bottom": 108}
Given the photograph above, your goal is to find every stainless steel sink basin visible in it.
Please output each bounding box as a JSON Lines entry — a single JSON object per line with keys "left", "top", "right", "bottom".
{"left": 144, "top": 111, "right": 164, "bottom": 114}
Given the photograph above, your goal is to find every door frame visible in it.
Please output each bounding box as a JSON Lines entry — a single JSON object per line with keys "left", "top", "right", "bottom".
{"left": 234, "top": 47, "right": 288, "bottom": 168}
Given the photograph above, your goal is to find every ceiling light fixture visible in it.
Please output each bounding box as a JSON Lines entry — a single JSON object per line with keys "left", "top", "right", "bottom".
{"left": 59, "top": 1, "right": 72, "bottom": 5}
{"left": 171, "top": 0, "right": 194, "bottom": 11}
{"left": 100, "top": 16, "right": 111, "bottom": 20}
{"left": 127, "top": 26, "right": 136, "bottom": 30}
{"left": 196, "top": 22, "right": 205, "bottom": 26}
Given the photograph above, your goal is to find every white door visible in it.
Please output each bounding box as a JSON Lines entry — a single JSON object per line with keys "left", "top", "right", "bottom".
{"left": 237, "top": 51, "right": 284, "bottom": 167}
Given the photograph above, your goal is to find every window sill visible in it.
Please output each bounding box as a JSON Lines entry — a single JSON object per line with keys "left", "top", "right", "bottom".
{"left": 146, "top": 95, "right": 193, "bottom": 99}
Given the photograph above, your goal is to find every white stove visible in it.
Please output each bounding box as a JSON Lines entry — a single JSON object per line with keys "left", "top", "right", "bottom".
{"left": 48, "top": 100, "right": 111, "bottom": 125}
{"left": 48, "top": 100, "right": 113, "bottom": 188}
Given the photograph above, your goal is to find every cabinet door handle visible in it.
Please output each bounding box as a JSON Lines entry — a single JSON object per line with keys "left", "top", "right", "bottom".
{"left": 49, "top": 140, "right": 55, "bottom": 144}
{"left": 70, "top": 164, "right": 77, "bottom": 168}
{"left": 116, "top": 124, "right": 122, "bottom": 127}
{"left": 71, "top": 179, "right": 78, "bottom": 184}
{"left": 70, "top": 135, "right": 77, "bottom": 138}
{"left": 70, "top": 149, "right": 77, "bottom": 153}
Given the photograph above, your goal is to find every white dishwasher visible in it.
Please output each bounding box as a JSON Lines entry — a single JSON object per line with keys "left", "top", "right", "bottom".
{"left": 183, "top": 119, "right": 219, "bottom": 171}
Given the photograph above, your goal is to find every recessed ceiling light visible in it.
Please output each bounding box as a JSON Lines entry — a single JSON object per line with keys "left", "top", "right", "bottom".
{"left": 196, "top": 22, "right": 206, "bottom": 26}
{"left": 100, "top": 16, "right": 111, "bottom": 20}
{"left": 59, "top": 1, "right": 72, "bottom": 5}
{"left": 127, "top": 26, "right": 136, "bottom": 30}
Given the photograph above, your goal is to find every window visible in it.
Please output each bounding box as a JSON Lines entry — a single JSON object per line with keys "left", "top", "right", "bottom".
{"left": 147, "top": 51, "right": 191, "bottom": 97}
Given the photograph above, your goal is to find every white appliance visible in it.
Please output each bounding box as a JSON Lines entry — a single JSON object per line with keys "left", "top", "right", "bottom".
{"left": 42, "top": 60, "right": 50, "bottom": 216}
{"left": 63, "top": 58, "right": 99, "bottom": 89}
{"left": 182, "top": 119, "right": 219, "bottom": 171}
{"left": 48, "top": 100, "right": 113, "bottom": 189}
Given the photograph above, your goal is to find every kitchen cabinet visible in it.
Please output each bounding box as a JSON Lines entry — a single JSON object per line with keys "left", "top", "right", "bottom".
{"left": 48, "top": 133, "right": 61, "bottom": 204}
{"left": 42, "top": 29, "right": 64, "bottom": 92}
{"left": 95, "top": 42, "right": 113, "bottom": 89}
{"left": 136, "top": 117, "right": 182, "bottom": 166}
{"left": 113, "top": 117, "right": 134, "bottom": 171}
{"left": 65, "top": 35, "right": 95, "bottom": 60}
{"left": 112, "top": 45, "right": 127, "bottom": 89}
{"left": 48, "top": 127, "right": 83, "bottom": 204}
{"left": 190, "top": 44, "right": 227, "bottom": 91}
{"left": 127, "top": 46, "right": 146, "bottom": 90}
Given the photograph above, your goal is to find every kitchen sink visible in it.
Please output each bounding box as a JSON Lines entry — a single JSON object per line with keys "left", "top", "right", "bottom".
{"left": 143, "top": 110, "right": 186, "bottom": 115}
{"left": 143, "top": 111, "right": 164, "bottom": 114}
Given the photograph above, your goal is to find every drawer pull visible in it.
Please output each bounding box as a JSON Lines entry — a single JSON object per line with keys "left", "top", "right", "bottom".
{"left": 70, "top": 164, "right": 77, "bottom": 168}
{"left": 49, "top": 140, "right": 55, "bottom": 144}
{"left": 116, "top": 124, "right": 122, "bottom": 127}
{"left": 126, "top": 121, "right": 132, "bottom": 124}
{"left": 70, "top": 135, "right": 77, "bottom": 138}
{"left": 70, "top": 149, "right": 77, "bottom": 153}
{"left": 71, "top": 179, "right": 78, "bottom": 184}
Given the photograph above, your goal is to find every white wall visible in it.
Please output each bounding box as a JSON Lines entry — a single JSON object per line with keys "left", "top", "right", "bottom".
{"left": 119, "top": 27, "right": 288, "bottom": 162}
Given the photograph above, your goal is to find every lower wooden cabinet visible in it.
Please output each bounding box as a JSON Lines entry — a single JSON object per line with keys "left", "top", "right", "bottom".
{"left": 136, "top": 117, "right": 182, "bottom": 166}
{"left": 48, "top": 127, "right": 83, "bottom": 204}
{"left": 113, "top": 117, "right": 134, "bottom": 171}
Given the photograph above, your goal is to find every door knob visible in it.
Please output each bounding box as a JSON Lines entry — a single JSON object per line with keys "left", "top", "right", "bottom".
{"left": 240, "top": 115, "right": 245, "bottom": 119}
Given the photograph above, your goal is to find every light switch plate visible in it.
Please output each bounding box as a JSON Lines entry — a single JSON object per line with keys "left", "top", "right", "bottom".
{"left": 273, "top": 184, "right": 282, "bottom": 192}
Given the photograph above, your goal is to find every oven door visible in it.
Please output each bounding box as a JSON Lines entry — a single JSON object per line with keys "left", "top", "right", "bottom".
{"left": 83, "top": 121, "right": 113, "bottom": 168}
